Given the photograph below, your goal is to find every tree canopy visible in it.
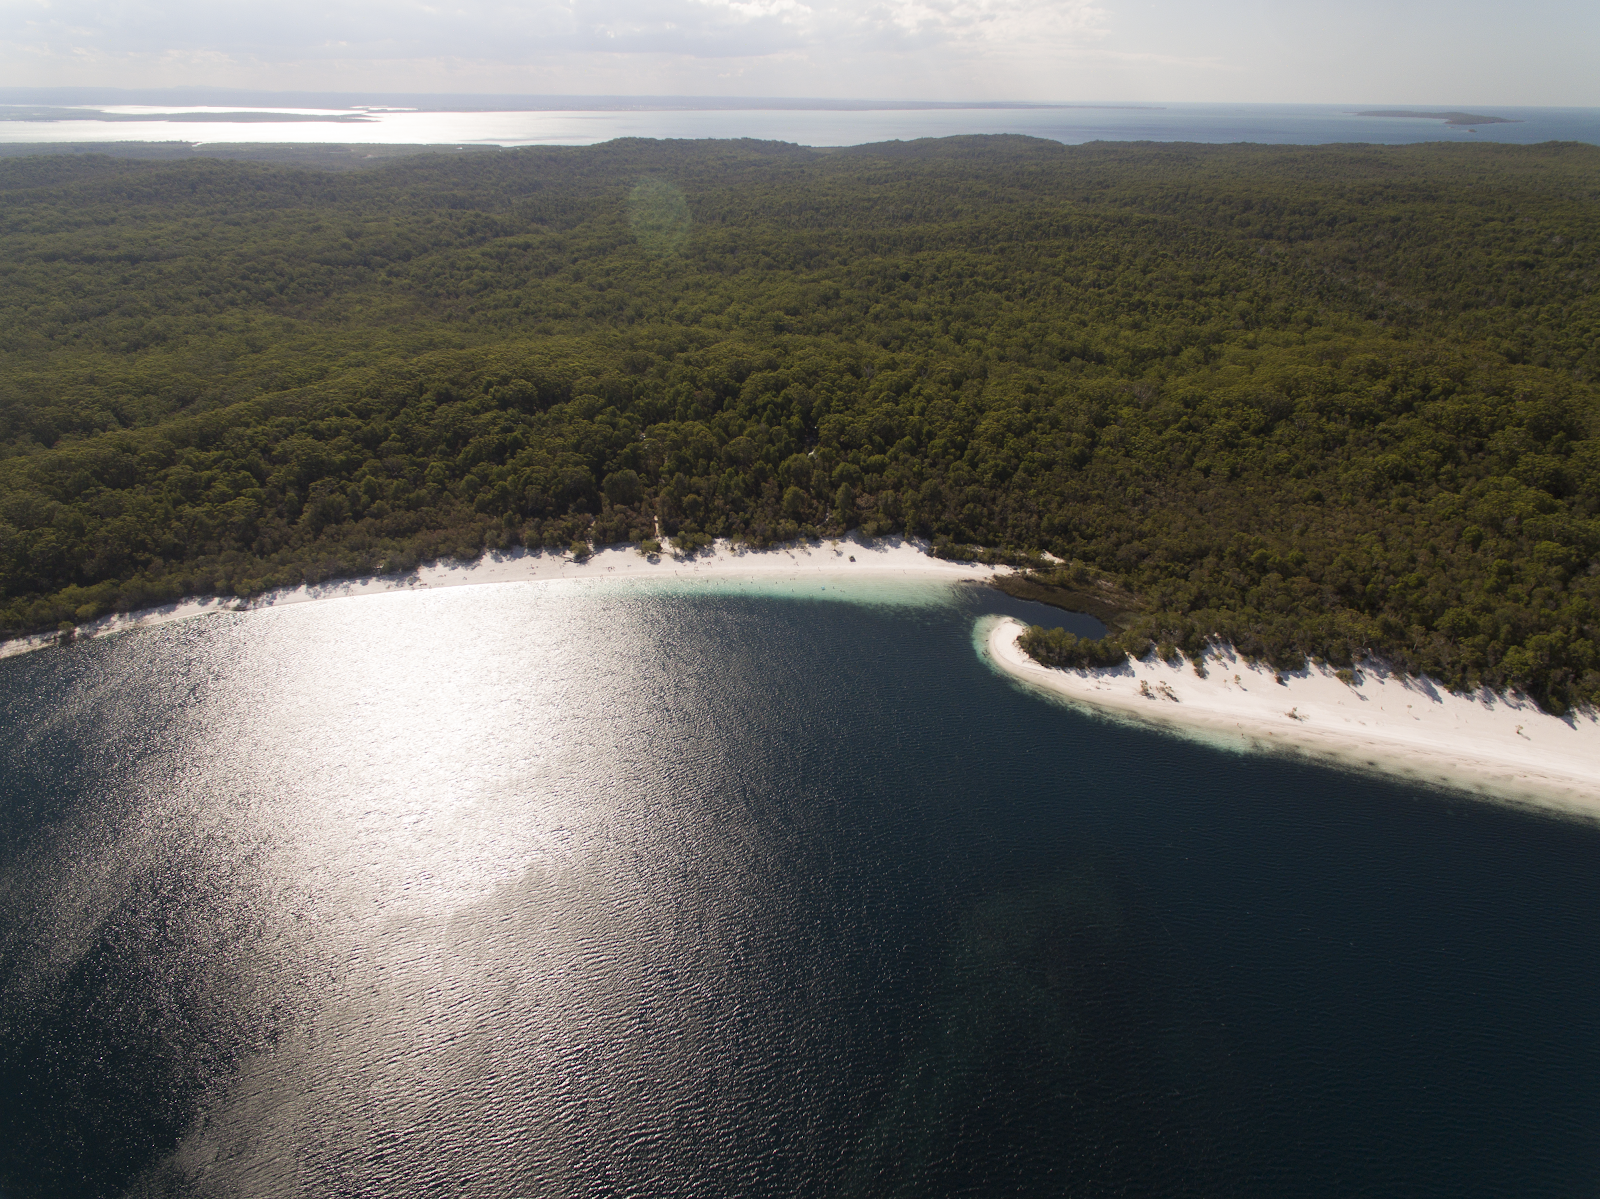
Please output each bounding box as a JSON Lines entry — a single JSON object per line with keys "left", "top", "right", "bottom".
{"left": 1, "top": 136, "right": 1597, "bottom": 710}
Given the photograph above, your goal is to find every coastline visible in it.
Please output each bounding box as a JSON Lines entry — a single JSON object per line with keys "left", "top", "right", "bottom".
{"left": 15, "top": 540, "right": 1597, "bottom": 819}
{"left": 0, "top": 534, "right": 1009, "bottom": 661}
{"left": 982, "top": 616, "right": 1600, "bottom": 819}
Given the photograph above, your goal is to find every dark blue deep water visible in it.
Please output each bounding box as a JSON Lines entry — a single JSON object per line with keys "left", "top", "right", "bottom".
{"left": 1, "top": 580, "right": 1596, "bottom": 1197}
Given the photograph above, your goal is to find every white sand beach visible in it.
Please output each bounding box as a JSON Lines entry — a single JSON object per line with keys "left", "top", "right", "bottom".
{"left": 984, "top": 616, "right": 1600, "bottom": 818}
{"left": 12, "top": 539, "right": 1597, "bottom": 817}
{"left": 0, "top": 534, "right": 1007, "bottom": 660}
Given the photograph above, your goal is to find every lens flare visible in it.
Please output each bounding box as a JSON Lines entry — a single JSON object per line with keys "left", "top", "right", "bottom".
{"left": 627, "top": 177, "right": 692, "bottom": 257}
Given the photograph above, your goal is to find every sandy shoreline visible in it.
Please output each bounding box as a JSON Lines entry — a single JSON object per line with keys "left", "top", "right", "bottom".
{"left": 982, "top": 616, "right": 1600, "bottom": 818}
{"left": 12, "top": 542, "right": 1598, "bottom": 816}
{"left": 0, "top": 534, "right": 1008, "bottom": 660}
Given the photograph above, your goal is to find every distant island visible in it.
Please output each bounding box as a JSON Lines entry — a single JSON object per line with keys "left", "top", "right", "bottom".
{"left": 3, "top": 106, "right": 377, "bottom": 124}
{"left": 1356, "top": 110, "right": 1518, "bottom": 126}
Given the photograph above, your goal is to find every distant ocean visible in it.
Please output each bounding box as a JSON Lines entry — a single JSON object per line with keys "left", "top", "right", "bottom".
{"left": 1, "top": 101, "right": 1597, "bottom": 148}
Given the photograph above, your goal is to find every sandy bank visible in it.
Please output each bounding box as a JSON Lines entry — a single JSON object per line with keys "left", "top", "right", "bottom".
{"left": 984, "top": 616, "right": 1600, "bottom": 819}
{"left": 0, "top": 535, "right": 1009, "bottom": 660}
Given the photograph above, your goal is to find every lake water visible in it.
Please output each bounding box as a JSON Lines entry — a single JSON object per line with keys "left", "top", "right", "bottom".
{"left": 2, "top": 103, "right": 1598, "bottom": 148}
{"left": 1, "top": 578, "right": 1596, "bottom": 1197}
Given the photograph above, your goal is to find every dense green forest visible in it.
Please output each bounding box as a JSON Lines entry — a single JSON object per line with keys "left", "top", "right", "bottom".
{"left": 1, "top": 136, "right": 1597, "bottom": 711}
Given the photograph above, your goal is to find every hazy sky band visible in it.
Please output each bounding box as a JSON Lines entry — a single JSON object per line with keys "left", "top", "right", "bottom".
{"left": 1, "top": 0, "right": 1594, "bottom": 104}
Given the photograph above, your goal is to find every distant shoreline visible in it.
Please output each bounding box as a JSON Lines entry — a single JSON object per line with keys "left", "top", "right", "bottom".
{"left": 1356, "top": 110, "right": 1519, "bottom": 125}
{"left": 983, "top": 617, "right": 1600, "bottom": 819}
{"left": 4, "top": 107, "right": 379, "bottom": 124}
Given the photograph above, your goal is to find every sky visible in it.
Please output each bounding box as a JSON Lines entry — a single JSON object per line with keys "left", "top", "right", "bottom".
{"left": 2, "top": 0, "right": 1596, "bottom": 105}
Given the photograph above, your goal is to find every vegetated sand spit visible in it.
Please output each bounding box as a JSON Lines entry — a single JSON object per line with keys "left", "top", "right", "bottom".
{"left": 0, "top": 535, "right": 1007, "bottom": 659}
{"left": 983, "top": 616, "right": 1600, "bottom": 819}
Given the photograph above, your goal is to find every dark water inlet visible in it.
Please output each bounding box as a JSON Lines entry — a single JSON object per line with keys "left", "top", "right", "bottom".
{"left": 0, "top": 581, "right": 1595, "bottom": 1197}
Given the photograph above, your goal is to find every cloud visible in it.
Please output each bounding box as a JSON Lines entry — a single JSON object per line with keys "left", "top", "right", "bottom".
{"left": 1, "top": 0, "right": 1590, "bottom": 100}
{"left": 0, "top": 0, "right": 1109, "bottom": 66}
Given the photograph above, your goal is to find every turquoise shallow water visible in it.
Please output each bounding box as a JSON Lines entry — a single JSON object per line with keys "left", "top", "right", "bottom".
{"left": 1, "top": 580, "right": 1596, "bottom": 1197}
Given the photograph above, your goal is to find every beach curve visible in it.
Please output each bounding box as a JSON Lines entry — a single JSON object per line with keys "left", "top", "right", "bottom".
{"left": 982, "top": 615, "right": 1600, "bottom": 819}
{"left": 0, "top": 534, "right": 1010, "bottom": 661}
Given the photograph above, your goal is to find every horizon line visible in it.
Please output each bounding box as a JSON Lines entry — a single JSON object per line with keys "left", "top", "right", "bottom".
{"left": 2, "top": 90, "right": 1589, "bottom": 113}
